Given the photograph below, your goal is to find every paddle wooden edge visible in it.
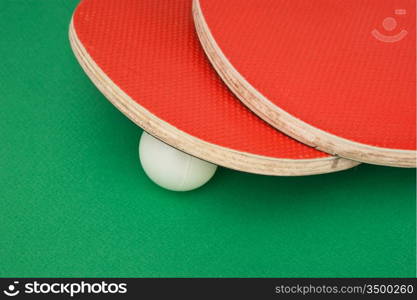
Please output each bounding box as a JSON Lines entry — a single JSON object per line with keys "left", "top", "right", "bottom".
{"left": 193, "top": 0, "right": 416, "bottom": 168}
{"left": 68, "top": 18, "right": 359, "bottom": 176}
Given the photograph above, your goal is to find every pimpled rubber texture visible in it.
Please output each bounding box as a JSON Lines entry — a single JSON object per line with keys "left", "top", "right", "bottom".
{"left": 72, "top": 0, "right": 329, "bottom": 159}
{"left": 199, "top": 0, "right": 416, "bottom": 150}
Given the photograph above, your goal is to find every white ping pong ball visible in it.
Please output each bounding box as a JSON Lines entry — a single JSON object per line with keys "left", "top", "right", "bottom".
{"left": 139, "top": 132, "right": 217, "bottom": 191}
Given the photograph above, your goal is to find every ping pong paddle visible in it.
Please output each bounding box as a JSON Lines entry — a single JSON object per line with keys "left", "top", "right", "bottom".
{"left": 193, "top": 0, "right": 416, "bottom": 167}
{"left": 69, "top": 0, "right": 358, "bottom": 178}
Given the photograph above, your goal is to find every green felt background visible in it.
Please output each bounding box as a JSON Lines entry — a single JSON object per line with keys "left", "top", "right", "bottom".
{"left": 0, "top": 0, "right": 415, "bottom": 278}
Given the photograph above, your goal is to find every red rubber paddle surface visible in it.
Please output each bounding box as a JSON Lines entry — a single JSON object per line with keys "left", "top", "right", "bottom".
{"left": 198, "top": 0, "right": 416, "bottom": 155}
{"left": 72, "top": 0, "right": 333, "bottom": 162}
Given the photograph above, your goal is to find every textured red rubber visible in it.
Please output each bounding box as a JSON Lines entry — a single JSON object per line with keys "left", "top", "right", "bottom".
{"left": 197, "top": 0, "right": 416, "bottom": 165}
{"left": 72, "top": 0, "right": 337, "bottom": 162}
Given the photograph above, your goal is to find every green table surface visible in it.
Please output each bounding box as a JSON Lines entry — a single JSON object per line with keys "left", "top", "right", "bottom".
{"left": 0, "top": 0, "right": 415, "bottom": 278}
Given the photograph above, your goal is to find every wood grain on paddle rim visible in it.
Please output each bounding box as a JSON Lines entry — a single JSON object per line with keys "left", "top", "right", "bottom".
{"left": 193, "top": 0, "right": 416, "bottom": 168}
{"left": 69, "top": 19, "right": 359, "bottom": 175}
